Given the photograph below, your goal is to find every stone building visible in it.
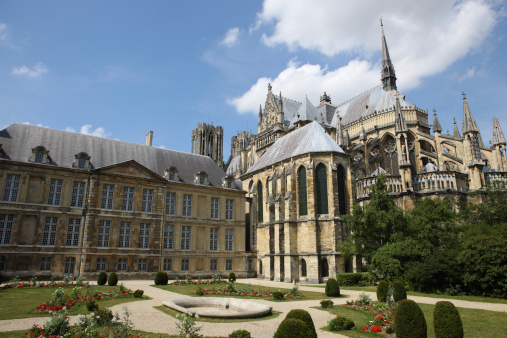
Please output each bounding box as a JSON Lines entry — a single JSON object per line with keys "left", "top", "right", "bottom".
{"left": 191, "top": 122, "right": 224, "bottom": 168}
{"left": 225, "top": 23, "right": 507, "bottom": 282}
{"left": 0, "top": 124, "right": 253, "bottom": 280}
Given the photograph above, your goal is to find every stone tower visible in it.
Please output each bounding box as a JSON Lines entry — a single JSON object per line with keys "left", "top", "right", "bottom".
{"left": 191, "top": 122, "right": 224, "bottom": 168}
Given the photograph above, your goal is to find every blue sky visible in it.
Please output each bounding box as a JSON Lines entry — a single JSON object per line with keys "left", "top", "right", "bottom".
{"left": 1, "top": 0, "right": 506, "bottom": 159}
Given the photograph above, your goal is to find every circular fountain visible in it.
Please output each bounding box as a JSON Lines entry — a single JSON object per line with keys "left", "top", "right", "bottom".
{"left": 163, "top": 297, "right": 272, "bottom": 318}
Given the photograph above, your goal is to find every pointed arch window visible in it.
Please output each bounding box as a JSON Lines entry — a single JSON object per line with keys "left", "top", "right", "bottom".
{"left": 298, "top": 166, "right": 307, "bottom": 216}
{"left": 300, "top": 259, "right": 307, "bottom": 277}
{"left": 315, "top": 164, "right": 328, "bottom": 214}
{"left": 337, "top": 165, "right": 346, "bottom": 215}
{"left": 257, "top": 182, "right": 263, "bottom": 223}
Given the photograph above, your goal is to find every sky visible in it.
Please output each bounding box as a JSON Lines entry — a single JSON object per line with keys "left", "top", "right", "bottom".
{"left": 1, "top": 0, "right": 506, "bottom": 160}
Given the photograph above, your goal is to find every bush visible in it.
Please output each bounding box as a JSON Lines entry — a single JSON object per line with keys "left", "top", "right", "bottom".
{"left": 228, "top": 272, "right": 236, "bottom": 282}
{"left": 285, "top": 309, "right": 317, "bottom": 338}
{"left": 433, "top": 301, "right": 463, "bottom": 338}
{"left": 133, "top": 289, "right": 144, "bottom": 298}
{"left": 325, "top": 278, "right": 340, "bottom": 297}
{"left": 97, "top": 272, "right": 107, "bottom": 285}
{"left": 274, "top": 318, "right": 311, "bottom": 338}
{"left": 230, "top": 329, "right": 252, "bottom": 338}
{"left": 273, "top": 290, "right": 285, "bottom": 300}
{"left": 328, "top": 315, "right": 355, "bottom": 331}
{"left": 86, "top": 300, "right": 98, "bottom": 311}
{"left": 336, "top": 272, "right": 376, "bottom": 286}
{"left": 107, "top": 272, "right": 118, "bottom": 286}
{"left": 393, "top": 281, "right": 407, "bottom": 302}
{"left": 394, "top": 299, "right": 427, "bottom": 338}
{"left": 320, "top": 300, "right": 334, "bottom": 308}
{"left": 93, "top": 308, "right": 114, "bottom": 326}
{"left": 376, "top": 280, "right": 389, "bottom": 302}
{"left": 154, "top": 271, "right": 168, "bottom": 285}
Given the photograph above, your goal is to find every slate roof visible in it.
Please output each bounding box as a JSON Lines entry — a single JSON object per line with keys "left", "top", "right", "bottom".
{"left": 332, "top": 85, "right": 412, "bottom": 126}
{"left": 245, "top": 121, "right": 345, "bottom": 175}
{"left": 0, "top": 123, "right": 232, "bottom": 188}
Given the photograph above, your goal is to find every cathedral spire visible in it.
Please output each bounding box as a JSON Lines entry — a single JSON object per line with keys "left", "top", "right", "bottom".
{"left": 462, "top": 92, "right": 479, "bottom": 134}
{"left": 395, "top": 97, "right": 407, "bottom": 133}
{"left": 381, "top": 20, "right": 397, "bottom": 91}
{"left": 432, "top": 109, "right": 442, "bottom": 134}
{"left": 453, "top": 117, "right": 461, "bottom": 138}
{"left": 493, "top": 117, "right": 506, "bottom": 146}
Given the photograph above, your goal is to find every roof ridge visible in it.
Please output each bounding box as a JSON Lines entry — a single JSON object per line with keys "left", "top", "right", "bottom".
{"left": 336, "top": 85, "right": 382, "bottom": 108}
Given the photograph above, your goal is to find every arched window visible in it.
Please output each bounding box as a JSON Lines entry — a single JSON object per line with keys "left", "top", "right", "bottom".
{"left": 315, "top": 164, "right": 328, "bottom": 214}
{"left": 298, "top": 166, "right": 307, "bottom": 216}
{"left": 321, "top": 259, "right": 329, "bottom": 278}
{"left": 337, "top": 165, "right": 346, "bottom": 215}
{"left": 300, "top": 259, "right": 307, "bottom": 277}
{"left": 257, "top": 182, "right": 263, "bottom": 223}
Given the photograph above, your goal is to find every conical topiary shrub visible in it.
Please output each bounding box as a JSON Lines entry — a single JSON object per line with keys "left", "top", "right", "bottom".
{"left": 274, "top": 318, "right": 311, "bottom": 338}
{"left": 394, "top": 299, "right": 427, "bottom": 338}
{"left": 376, "top": 280, "right": 389, "bottom": 302}
{"left": 392, "top": 281, "right": 407, "bottom": 302}
{"left": 97, "top": 271, "right": 107, "bottom": 285}
{"left": 285, "top": 309, "right": 317, "bottom": 338}
{"left": 107, "top": 272, "right": 118, "bottom": 286}
{"left": 228, "top": 272, "right": 236, "bottom": 282}
{"left": 325, "top": 278, "right": 340, "bottom": 297}
{"left": 433, "top": 301, "right": 463, "bottom": 338}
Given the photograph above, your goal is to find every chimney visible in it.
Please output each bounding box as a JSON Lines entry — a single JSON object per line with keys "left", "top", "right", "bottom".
{"left": 146, "top": 131, "right": 153, "bottom": 146}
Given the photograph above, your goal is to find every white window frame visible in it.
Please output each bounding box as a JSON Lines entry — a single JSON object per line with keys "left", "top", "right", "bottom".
{"left": 210, "top": 228, "right": 218, "bottom": 251}
{"left": 210, "top": 259, "right": 217, "bottom": 271}
{"left": 42, "top": 217, "right": 58, "bottom": 246}
{"left": 47, "top": 178, "right": 63, "bottom": 205}
{"left": 97, "top": 220, "right": 111, "bottom": 247}
{"left": 119, "top": 222, "right": 131, "bottom": 248}
{"left": 40, "top": 256, "right": 51, "bottom": 271}
{"left": 163, "top": 258, "right": 172, "bottom": 271}
{"left": 181, "top": 259, "right": 189, "bottom": 271}
{"left": 138, "top": 258, "right": 147, "bottom": 271}
{"left": 211, "top": 197, "right": 219, "bottom": 219}
{"left": 3, "top": 174, "right": 21, "bottom": 202}
{"left": 0, "top": 214, "right": 14, "bottom": 245}
{"left": 226, "top": 259, "right": 233, "bottom": 271}
{"left": 226, "top": 199, "right": 234, "bottom": 220}
{"left": 142, "top": 189, "right": 153, "bottom": 213}
{"left": 183, "top": 194, "right": 192, "bottom": 217}
{"left": 139, "top": 223, "right": 150, "bottom": 248}
{"left": 166, "top": 192, "right": 176, "bottom": 215}
{"left": 118, "top": 258, "right": 127, "bottom": 271}
{"left": 163, "top": 225, "right": 174, "bottom": 249}
{"left": 70, "top": 181, "right": 85, "bottom": 207}
{"left": 96, "top": 257, "right": 107, "bottom": 271}
{"left": 225, "top": 229, "right": 233, "bottom": 251}
{"left": 181, "top": 226, "right": 191, "bottom": 250}
{"left": 66, "top": 218, "right": 80, "bottom": 246}
{"left": 100, "top": 184, "right": 115, "bottom": 209}
{"left": 122, "top": 187, "right": 135, "bottom": 211}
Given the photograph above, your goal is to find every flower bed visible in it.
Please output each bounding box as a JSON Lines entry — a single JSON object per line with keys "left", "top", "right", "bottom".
{"left": 345, "top": 295, "right": 396, "bottom": 334}
{"left": 2, "top": 281, "right": 90, "bottom": 290}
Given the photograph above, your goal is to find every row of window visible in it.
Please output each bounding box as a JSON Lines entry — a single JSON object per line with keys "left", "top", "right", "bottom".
{"left": 2, "top": 175, "right": 235, "bottom": 219}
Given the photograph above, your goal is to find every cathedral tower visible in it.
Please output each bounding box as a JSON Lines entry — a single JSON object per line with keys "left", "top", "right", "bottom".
{"left": 191, "top": 122, "right": 224, "bottom": 168}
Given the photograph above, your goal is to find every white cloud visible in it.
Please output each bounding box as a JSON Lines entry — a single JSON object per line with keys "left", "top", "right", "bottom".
{"left": 78, "top": 125, "right": 111, "bottom": 138}
{"left": 228, "top": 58, "right": 379, "bottom": 114}
{"left": 157, "top": 145, "right": 168, "bottom": 149}
{"left": 220, "top": 27, "right": 241, "bottom": 46}
{"left": 459, "top": 67, "right": 476, "bottom": 82}
{"left": 230, "top": 0, "right": 497, "bottom": 114}
{"left": 12, "top": 62, "right": 49, "bottom": 78}
{"left": 0, "top": 23, "right": 7, "bottom": 41}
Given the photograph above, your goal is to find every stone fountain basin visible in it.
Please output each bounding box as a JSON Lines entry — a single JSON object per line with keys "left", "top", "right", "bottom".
{"left": 163, "top": 297, "right": 272, "bottom": 318}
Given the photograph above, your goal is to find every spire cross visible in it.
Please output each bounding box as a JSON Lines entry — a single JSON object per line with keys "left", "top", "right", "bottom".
{"left": 433, "top": 108, "right": 436, "bottom": 115}
{"left": 380, "top": 18, "right": 383, "bottom": 26}
{"left": 462, "top": 92, "right": 466, "bottom": 100}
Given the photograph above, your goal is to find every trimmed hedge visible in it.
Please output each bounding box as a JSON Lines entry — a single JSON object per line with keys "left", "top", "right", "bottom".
{"left": 336, "top": 272, "right": 376, "bottom": 286}
{"left": 433, "top": 301, "right": 463, "bottom": 338}
{"left": 393, "top": 281, "right": 407, "bottom": 302}
{"left": 325, "top": 278, "right": 340, "bottom": 297}
{"left": 376, "top": 280, "right": 389, "bottom": 302}
{"left": 97, "top": 272, "right": 107, "bottom": 286}
{"left": 274, "top": 319, "right": 311, "bottom": 338}
{"left": 107, "top": 272, "right": 118, "bottom": 286}
{"left": 328, "top": 315, "right": 355, "bottom": 331}
{"left": 285, "top": 309, "right": 317, "bottom": 338}
{"left": 395, "top": 299, "right": 427, "bottom": 338}
{"left": 228, "top": 272, "right": 236, "bottom": 282}
{"left": 154, "top": 271, "right": 168, "bottom": 285}
{"left": 230, "top": 330, "right": 251, "bottom": 338}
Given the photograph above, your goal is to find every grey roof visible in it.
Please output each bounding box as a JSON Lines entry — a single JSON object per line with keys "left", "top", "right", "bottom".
{"left": 245, "top": 121, "right": 345, "bottom": 174}
{"left": 226, "top": 155, "right": 241, "bottom": 176}
{"left": 333, "top": 85, "right": 412, "bottom": 126}
{"left": 0, "top": 123, "right": 230, "bottom": 188}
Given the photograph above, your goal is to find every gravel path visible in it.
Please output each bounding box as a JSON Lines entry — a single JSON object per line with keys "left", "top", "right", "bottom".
{"left": 1, "top": 278, "right": 506, "bottom": 337}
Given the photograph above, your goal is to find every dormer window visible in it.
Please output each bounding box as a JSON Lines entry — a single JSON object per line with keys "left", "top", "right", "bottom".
{"left": 222, "top": 176, "right": 236, "bottom": 189}
{"left": 165, "top": 167, "right": 179, "bottom": 181}
{"left": 30, "top": 146, "right": 49, "bottom": 164}
{"left": 195, "top": 171, "right": 208, "bottom": 185}
{"left": 73, "top": 153, "right": 91, "bottom": 170}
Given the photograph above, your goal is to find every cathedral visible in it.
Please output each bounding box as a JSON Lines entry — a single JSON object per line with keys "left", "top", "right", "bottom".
{"left": 223, "top": 23, "right": 507, "bottom": 283}
{"left": 0, "top": 24, "right": 505, "bottom": 283}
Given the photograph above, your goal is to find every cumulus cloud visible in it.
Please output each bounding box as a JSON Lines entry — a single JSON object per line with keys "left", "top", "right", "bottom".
{"left": 228, "top": 58, "right": 379, "bottom": 114}
{"left": 66, "top": 125, "right": 111, "bottom": 138}
{"left": 221, "top": 27, "right": 241, "bottom": 46}
{"left": 12, "top": 62, "right": 49, "bottom": 78}
{"left": 459, "top": 67, "right": 476, "bottom": 82}
{"left": 231, "top": 0, "right": 497, "bottom": 114}
{"left": 0, "top": 23, "right": 7, "bottom": 41}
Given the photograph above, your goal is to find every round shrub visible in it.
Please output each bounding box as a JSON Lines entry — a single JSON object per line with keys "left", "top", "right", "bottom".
{"left": 97, "top": 271, "right": 107, "bottom": 286}
{"left": 328, "top": 315, "right": 354, "bottom": 331}
{"left": 228, "top": 272, "right": 236, "bottom": 282}
{"left": 230, "top": 329, "right": 252, "bottom": 338}
{"left": 320, "top": 299, "right": 334, "bottom": 308}
{"left": 107, "top": 272, "right": 118, "bottom": 286}
{"left": 273, "top": 290, "right": 285, "bottom": 300}
{"left": 154, "top": 271, "right": 168, "bottom": 285}
{"left": 325, "top": 278, "right": 340, "bottom": 297}
{"left": 433, "top": 301, "right": 463, "bottom": 338}
{"left": 376, "top": 280, "right": 389, "bottom": 302}
{"left": 285, "top": 309, "right": 317, "bottom": 338}
{"left": 93, "top": 308, "right": 114, "bottom": 326}
{"left": 394, "top": 299, "right": 427, "bottom": 338}
{"left": 274, "top": 318, "right": 311, "bottom": 338}
{"left": 133, "top": 289, "right": 144, "bottom": 298}
{"left": 86, "top": 300, "right": 98, "bottom": 311}
{"left": 393, "top": 281, "right": 407, "bottom": 302}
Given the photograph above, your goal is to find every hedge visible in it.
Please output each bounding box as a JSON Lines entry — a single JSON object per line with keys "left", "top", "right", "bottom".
{"left": 395, "top": 299, "right": 427, "bottom": 338}
{"left": 336, "top": 272, "right": 376, "bottom": 286}
{"left": 433, "top": 301, "right": 463, "bottom": 338}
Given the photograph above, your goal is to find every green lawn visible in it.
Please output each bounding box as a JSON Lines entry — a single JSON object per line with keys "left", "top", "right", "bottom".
{"left": 0, "top": 285, "right": 149, "bottom": 320}
{"left": 154, "top": 305, "right": 282, "bottom": 323}
{"left": 307, "top": 285, "right": 507, "bottom": 305}
{"left": 317, "top": 303, "right": 507, "bottom": 337}
{"left": 154, "top": 282, "right": 344, "bottom": 301}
